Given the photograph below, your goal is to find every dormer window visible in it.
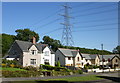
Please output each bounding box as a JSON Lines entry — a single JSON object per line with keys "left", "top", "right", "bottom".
{"left": 31, "top": 50, "right": 37, "bottom": 55}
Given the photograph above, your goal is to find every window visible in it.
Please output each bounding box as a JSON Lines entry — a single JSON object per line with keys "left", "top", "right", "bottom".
{"left": 31, "top": 50, "right": 37, "bottom": 55}
{"left": 68, "top": 57, "right": 71, "bottom": 60}
{"left": 45, "top": 51, "right": 49, "bottom": 56}
{"left": 30, "top": 59, "right": 36, "bottom": 65}
{"left": 116, "top": 59, "right": 118, "bottom": 62}
{"left": 82, "top": 62, "right": 83, "bottom": 66}
{"left": 44, "top": 59, "right": 49, "bottom": 65}
{"left": 77, "top": 57, "right": 79, "bottom": 61}
{"left": 58, "top": 57, "right": 59, "bottom": 60}
{"left": 44, "top": 59, "right": 49, "bottom": 62}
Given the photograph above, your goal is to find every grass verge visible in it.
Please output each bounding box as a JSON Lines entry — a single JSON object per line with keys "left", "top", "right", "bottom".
{"left": 0, "top": 67, "right": 26, "bottom": 71}
{"left": 43, "top": 75, "right": 103, "bottom": 81}
{"left": 3, "top": 75, "right": 104, "bottom": 83}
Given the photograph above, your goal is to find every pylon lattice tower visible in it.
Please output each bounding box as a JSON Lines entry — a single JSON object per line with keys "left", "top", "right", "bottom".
{"left": 61, "top": 3, "right": 74, "bottom": 46}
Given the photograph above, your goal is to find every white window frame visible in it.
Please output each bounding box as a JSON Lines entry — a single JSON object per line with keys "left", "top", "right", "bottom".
{"left": 30, "top": 59, "right": 36, "bottom": 65}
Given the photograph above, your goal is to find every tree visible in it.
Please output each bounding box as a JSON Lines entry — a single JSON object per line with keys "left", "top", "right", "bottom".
{"left": 113, "top": 46, "right": 120, "bottom": 54}
{"left": 2, "top": 33, "right": 16, "bottom": 57}
{"left": 15, "top": 28, "right": 39, "bottom": 42}
{"left": 42, "top": 36, "right": 61, "bottom": 51}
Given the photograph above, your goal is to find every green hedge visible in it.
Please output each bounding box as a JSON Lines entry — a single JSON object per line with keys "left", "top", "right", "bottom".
{"left": 52, "top": 71, "right": 71, "bottom": 76}
{"left": 73, "top": 70, "right": 83, "bottom": 74}
{"left": 2, "top": 70, "right": 42, "bottom": 77}
{"left": 40, "top": 64, "right": 70, "bottom": 72}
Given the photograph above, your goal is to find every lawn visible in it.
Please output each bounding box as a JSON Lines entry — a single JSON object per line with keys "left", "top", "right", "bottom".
{"left": 4, "top": 75, "right": 104, "bottom": 83}
{"left": 43, "top": 75, "right": 103, "bottom": 81}
{"left": 0, "top": 67, "right": 26, "bottom": 71}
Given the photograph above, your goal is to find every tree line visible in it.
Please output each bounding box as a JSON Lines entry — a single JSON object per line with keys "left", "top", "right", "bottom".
{"left": 1, "top": 28, "right": 119, "bottom": 57}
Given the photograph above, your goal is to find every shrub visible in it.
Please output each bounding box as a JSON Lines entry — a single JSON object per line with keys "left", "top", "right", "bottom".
{"left": 43, "top": 65, "right": 54, "bottom": 70}
{"left": 56, "top": 61, "right": 60, "bottom": 67}
{"left": 73, "top": 70, "right": 83, "bottom": 74}
{"left": 1, "top": 64, "right": 6, "bottom": 67}
{"left": 52, "top": 71, "right": 70, "bottom": 76}
{"left": 78, "top": 70, "right": 83, "bottom": 74}
{"left": 2, "top": 70, "right": 42, "bottom": 77}
{"left": 10, "top": 64, "right": 15, "bottom": 68}
{"left": 84, "top": 65, "right": 88, "bottom": 69}
{"left": 23, "top": 66, "right": 38, "bottom": 71}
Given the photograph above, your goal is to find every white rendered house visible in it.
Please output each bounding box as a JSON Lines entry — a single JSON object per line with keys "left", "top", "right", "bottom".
{"left": 6, "top": 37, "right": 55, "bottom": 67}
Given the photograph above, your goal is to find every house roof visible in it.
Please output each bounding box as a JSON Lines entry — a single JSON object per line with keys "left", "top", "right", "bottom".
{"left": 89, "top": 55, "right": 97, "bottom": 59}
{"left": 99, "top": 55, "right": 116, "bottom": 60}
{"left": 58, "top": 48, "right": 79, "bottom": 57}
{"left": 15, "top": 40, "right": 54, "bottom": 54}
{"left": 81, "top": 54, "right": 98, "bottom": 60}
{"left": 81, "top": 54, "right": 91, "bottom": 59}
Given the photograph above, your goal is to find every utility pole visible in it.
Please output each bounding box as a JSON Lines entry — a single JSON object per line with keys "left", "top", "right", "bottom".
{"left": 60, "top": 3, "right": 74, "bottom": 46}
{"left": 101, "top": 44, "right": 104, "bottom": 72}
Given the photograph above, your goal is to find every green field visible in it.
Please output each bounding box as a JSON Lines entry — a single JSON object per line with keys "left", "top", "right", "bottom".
{"left": 0, "top": 67, "right": 26, "bottom": 71}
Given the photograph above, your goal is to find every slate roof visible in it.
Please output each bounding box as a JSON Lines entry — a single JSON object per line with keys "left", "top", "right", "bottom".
{"left": 99, "top": 55, "right": 116, "bottom": 61}
{"left": 15, "top": 40, "right": 54, "bottom": 54}
{"left": 58, "top": 48, "right": 79, "bottom": 57}
{"left": 89, "top": 55, "right": 97, "bottom": 59}
{"left": 81, "top": 54, "right": 91, "bottom": 59}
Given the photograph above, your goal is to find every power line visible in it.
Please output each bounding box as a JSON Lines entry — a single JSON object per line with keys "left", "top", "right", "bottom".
{"left": 72, "top": 2, "right": 97, "bottom": 8}
{"left": 70, "top": 3, "right": 116, "bottom": 14}
{"left": 27, "top": 9, "right": 62, "bottom": 28}
{"left": 40, "top": 28, "right": 63, "bottom": 35}
{"left": 73, "top": 17, "right": 117, "bottom": 24}
{"left": 74, "top": 8, "right": 117, "bottom": 17}
{"left": 72, "top": 27, "right": 118, "bottom": 32}
{"left": 33, "top": 18, "right": 61, "bottom": 30}
{"left": 74, "top": 22, "right": 118, "bottom": 29}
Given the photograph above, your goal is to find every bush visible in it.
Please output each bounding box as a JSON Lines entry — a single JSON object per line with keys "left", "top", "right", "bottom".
{"left": 55, "top": 61, "right": 60, "bottom": 67}
{"left": 52, "top": 71, "right": 70, "bottom": 76}
{"left": 23, "top": 66, "right": 38, "bottom": 71}
{"left": 10, "top": 64, "right": 15, "bottom": 68}
{"left": 2, "top": 59, "right": 18, "bottom": 65}
{"left": 15, "top": 65, "right": 23, "bottom": 69}
{"left": 42, "top": 65, "right": 54, "bottom": 70}
{"left": 2, "top": 70, "right": 42, "bottom": 77}
{"left": 73, "top": 70, "right": 83, "bottom": 74}
{"left": 78, "top": 70, "right": 83, "bottom": 74}
{"left": 1, "top": 64, "right": 6, "bottom": 67}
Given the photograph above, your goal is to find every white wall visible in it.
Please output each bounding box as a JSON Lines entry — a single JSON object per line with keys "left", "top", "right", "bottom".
{"left": 23, "top": 45, "right": 41, "bottom": 67}
{"left": 74, "top": 53, "right": 82, "bottom": 67}
{"left": 65, "top": 57, "right": 73, "bottom": 66}
{"left": 43, "top": 46, "right": 55, "bottom": 66}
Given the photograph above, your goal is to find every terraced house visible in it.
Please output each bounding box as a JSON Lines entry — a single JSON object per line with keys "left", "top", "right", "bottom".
{"left": 55, "top": 48, "right": 85, "bottom": 68}
{"left": 5, "top": 37, "right": 55, "bottom": 67}
{"left": 99, "top": 54, "right": 120, "bottom": 68}
{"left": 82, "top": 54, "right": 100, "bottom": 66}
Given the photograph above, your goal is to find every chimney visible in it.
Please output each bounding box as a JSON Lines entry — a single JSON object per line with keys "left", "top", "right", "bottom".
{"left": 32, "top": 36, "right": 36, "bottom": 44}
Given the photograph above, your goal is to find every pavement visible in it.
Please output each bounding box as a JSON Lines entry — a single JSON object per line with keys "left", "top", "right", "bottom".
{"left": 1, "top": 71, "right": 120, "bottom": 83}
